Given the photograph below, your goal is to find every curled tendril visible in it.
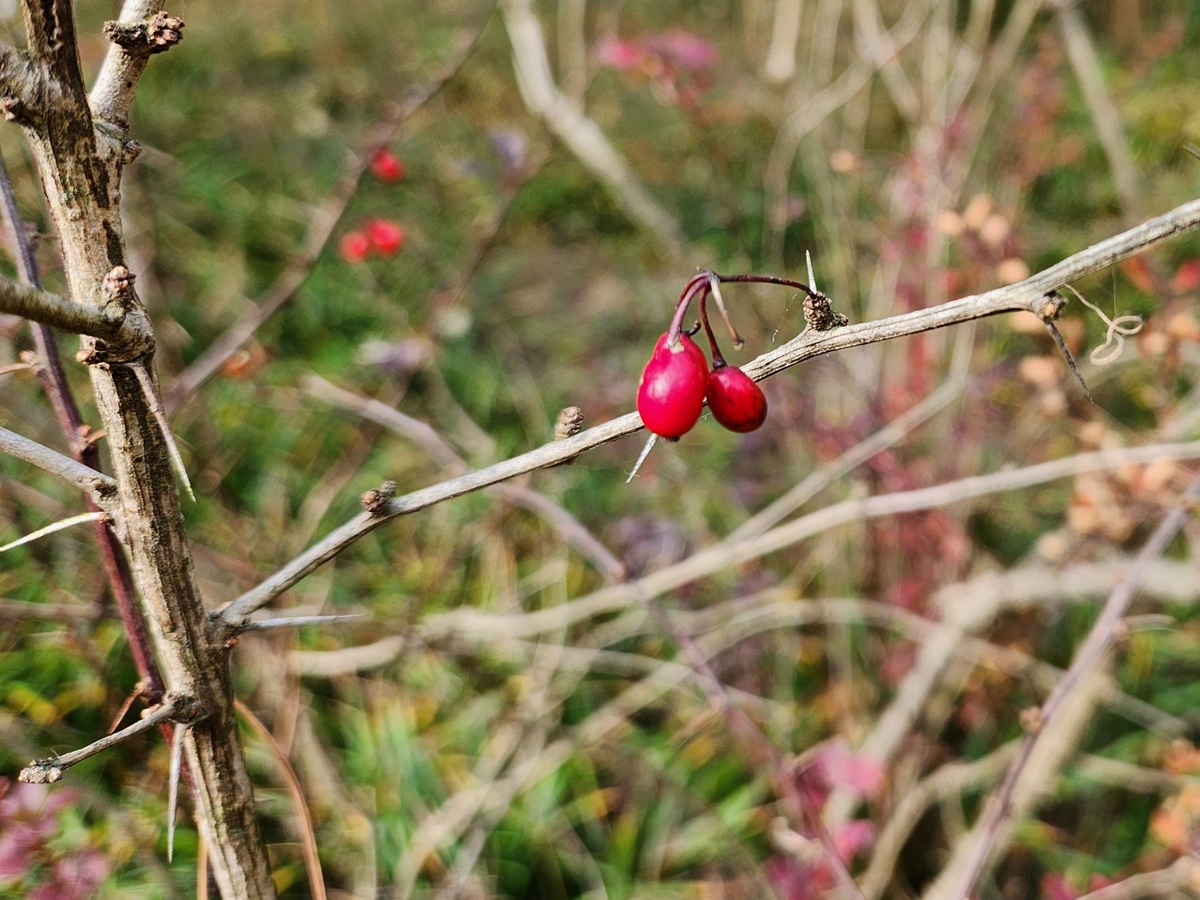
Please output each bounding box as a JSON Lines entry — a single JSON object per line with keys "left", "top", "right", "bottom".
{"left": 1063, "top": 283, "right": 1144, "bottom": 366}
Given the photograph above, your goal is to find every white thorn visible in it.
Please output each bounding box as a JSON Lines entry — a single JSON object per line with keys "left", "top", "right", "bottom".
{"left": 133, "top": 362, "right": 195, "bottom": 502}
{"left": 806, "top": 249, "right": 817, "bottom": 292}
{"left": 167, "top": 722, "right": 188, "bottom": 863}
{"left": 0, "top": 511, "right": 105, "bottom": 553}
{"left": 626, "top": 434, "right": 658, "bottom": 484}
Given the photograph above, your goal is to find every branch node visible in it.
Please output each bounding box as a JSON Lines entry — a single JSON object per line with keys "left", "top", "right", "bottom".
{"left": 1018, "top": 705, "right": 1044, "bottom": 734}
{"left": 554, "top": 406, "right": 584, "bottom": 440}
{"left": 0, "top": 94, "right": 35, "bottom": 126}
{"left": 161, "top": 690, "right": 206, "bottom": 725}
{"left": 803, "top": 290, "right": 848, "bottom": 332}
{"left": 361, "top": 480, "right": 397, "bottom": 514}
{"left": 121, "top": 139, "right": 143, "bottom": 166}
{"left": 103, "top": 265, "right": 136, "bottom": 301}
{"left": 103, "top": 13, "right": 185, "bottom": 55}
{"left": 1038, "top": 290, "right": 1067, "bottom": 322}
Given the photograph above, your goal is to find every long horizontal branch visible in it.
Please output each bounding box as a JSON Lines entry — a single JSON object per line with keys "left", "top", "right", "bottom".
{"left": 219, "top": 195, "right": 1200, "bottom": 626}
{"left": 0, "top": 274, "right": 126, "bottom": 339}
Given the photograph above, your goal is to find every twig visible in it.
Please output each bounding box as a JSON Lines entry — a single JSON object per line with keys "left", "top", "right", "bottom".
{"left": 131, "top": 361, "right": 194, "bottom": 500}
{"left": 237, "top": 613, "right": 366, "bottom": 633}
{"left": 19, "top": 691, "right": 199, "bottom": 783}
{"left": 1075, "top": 857, "right": 1198, "bottom": 900}
{"left": 417, "top": 441, "right": 1200, "bottom": 643}
{"left": 0, "top": 426, "right": 117, "bottom": 507}
{"left": 860, "top": 742, "right": 1021, "bottom": 899}
{"left": 90, "top": 1, "right": 180, "bottom": 134}
{"left": 1055, "top": 0, "right": 1142, "bottom": 222}
{"left": 498, "top": 0, "right": 685, "bottom": 257}
{"left": 167, "top": 722, "right": 188, "bottom": 861}
{"left": 302, "top": 374, "right": 625, "bottom": 581}
{"left": 0, "top": 273, "right": 126, "bottom": 338}
{"left": 235, "top": 699, "right": 327, "bottom": 900}
{"left": 219, "top": 196, "right": 1200, "bottom": 626}
{"left": 949, "top": 469, "right": 1200, "bottom": 899}
{"left": 163, "top": 12, "right": 494, "bottom": 414}
{"left": 0, "top": 510, "right": 106, "bottom": 553}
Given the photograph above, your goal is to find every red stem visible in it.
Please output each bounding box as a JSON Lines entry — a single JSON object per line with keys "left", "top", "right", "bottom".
{"left": 0, "top": 153, "right": 164, "bottom": 700}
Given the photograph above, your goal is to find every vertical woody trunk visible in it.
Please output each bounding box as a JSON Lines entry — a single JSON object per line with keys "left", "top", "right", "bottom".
{"left": 7, "top": 1, "right": 275, "bottom": 896}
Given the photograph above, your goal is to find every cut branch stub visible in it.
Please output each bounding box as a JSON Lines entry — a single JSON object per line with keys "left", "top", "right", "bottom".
{"left": 103, "top": 12, "right": 185, "bottom": 55}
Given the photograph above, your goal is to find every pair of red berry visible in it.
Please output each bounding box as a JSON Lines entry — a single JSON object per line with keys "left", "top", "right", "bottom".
{"left": 340, "top": 218, "right": 405, "bottom": 263}
{"left": 636, "top": 272, "right": 773, "bottom": 439}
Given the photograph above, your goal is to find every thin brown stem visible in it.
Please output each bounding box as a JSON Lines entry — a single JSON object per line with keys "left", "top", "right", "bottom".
{"left": 951, "top": 469, "right": 1200, "bottom": 897}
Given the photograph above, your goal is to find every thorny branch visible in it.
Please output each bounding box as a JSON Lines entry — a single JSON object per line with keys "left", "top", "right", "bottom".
{"left": 18, "top": 691, "right": 204, "bottom": 784}
{"left": 221, "top": 195, "right": 1200, "bottom": 626}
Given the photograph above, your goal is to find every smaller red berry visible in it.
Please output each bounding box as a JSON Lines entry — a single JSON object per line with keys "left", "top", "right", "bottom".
{"left": 339, "top": 230, "right": 371, "bottom": 263}
{"left": 369, "top": 149, "right": 406, "bottom": 182}
{"left": 636, "top": 332, "right": 709, "bottom": 439}
{"left": 706, "top": 364, "right": 767, "bottom": 433}
{"left": 366, "top": 218, "right": 405, "bottom": 256}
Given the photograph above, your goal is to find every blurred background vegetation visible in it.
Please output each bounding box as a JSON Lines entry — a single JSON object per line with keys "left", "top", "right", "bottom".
{"left": 3, "top": 0, "right": 1200, "bottom": 897}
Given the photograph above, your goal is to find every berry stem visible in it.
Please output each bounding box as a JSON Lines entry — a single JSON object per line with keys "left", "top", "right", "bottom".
{"left": 698, "top": 287, "right": 727, "bottom": 368}
{"left": 706, "top": 276, "right": 744, "bottom": 349}
{"left": 666, "top": 275, "right": 710, "bottom": 345}
{"left": 711, "top": 272, "right": 818, "bottom": 297}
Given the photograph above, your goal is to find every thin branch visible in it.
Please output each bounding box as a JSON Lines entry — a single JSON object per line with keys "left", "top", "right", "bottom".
{"left": 302, "top": 374, "right": 625, "bottom": 581}
{"left": 0, "top": 510, "right": 106, "bottom": 553}
{"left": 219, "top": 195, "right": 1200, "bottom": 626}
{"left": 950, "top": 470, "right": 1200, "bottom": 899}
{"left": 1055, "top": 0, "right": 1141, "bottom": 222}
{"left": 163, "top": 12, "right": 494, "bottom": 414}
{"left": 381, "top": 441, "right": 1200, "bottom": 646}
{"left": 0, "top": 273, "right": 126, "bottom": 338}
{"left": 1075, "top": 857, "right": 1198, "bottom": 900}
{"left": 238, "top": 613, "right": 366, "bottom": 633}
{"left": 498, "top": 0, "right": 686, "bottom": 257}
{"left": 90, "top": 1, "right": 180, "bottom": 132}
{"left": 633, "top": 582, "right": 866, "bottom": 900}
{"left": 19, "top": 691, "right": 200, "bottom": 783}
{"left": 235, "top": 699, "right": 327, "bottom": 900}
{"left": 0, "top": 426, "right": 117, "bottom": 506}
{"left": 861, "top": 742, "right": 1021, "bottom": 899}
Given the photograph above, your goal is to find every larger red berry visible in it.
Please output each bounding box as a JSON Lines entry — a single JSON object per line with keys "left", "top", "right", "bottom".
{"left": 636, "top": 332, "right": 708, "bottom": 438}
{"left": 706, "top": 364, "right": 767, "bottom": 432}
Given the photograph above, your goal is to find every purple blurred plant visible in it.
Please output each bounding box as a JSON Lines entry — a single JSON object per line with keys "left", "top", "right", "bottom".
{"left": 0, "top": 779, "right": 109, "bottom": 899}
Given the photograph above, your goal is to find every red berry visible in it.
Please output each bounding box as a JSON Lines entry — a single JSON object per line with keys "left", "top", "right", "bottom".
{"left": 369, "top": 149, "right": 405, "bottom": 182}
{"left": 366, "top": 218, "right": 405, "bottom": 256}
{"left": 706, "top": 364, "right": 767, "bottom": 433}
{"left": 339, "top": 230, "right": 371, "bottom": 263}
{"left": 636, "top": 332, "right": 709, "bottom": 438}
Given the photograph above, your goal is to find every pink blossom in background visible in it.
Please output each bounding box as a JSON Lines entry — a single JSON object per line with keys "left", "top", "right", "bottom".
{"left": 595, "top": 38, "right": 648, "bottom": 71}
{"left": 650, "top": 29, "right": 718, "bottom": 70}
{"left": 595, "top": 29, "right": 718, "bottom": 107}
{"left": 0, "top": 780, "right": 110, "bottom": 899}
